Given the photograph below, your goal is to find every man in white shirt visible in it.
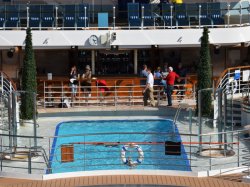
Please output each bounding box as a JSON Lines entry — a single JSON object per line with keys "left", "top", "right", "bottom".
{"left": 143, "top": 67, "right": 155, "bottom": 107}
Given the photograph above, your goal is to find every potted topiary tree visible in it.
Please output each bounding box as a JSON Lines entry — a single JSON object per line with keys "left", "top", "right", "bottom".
{"left": 196, "top": 27, "right": 212, "bottom": 117}
{"left": 20, "top": 28, "right": 37, "bottom": 126}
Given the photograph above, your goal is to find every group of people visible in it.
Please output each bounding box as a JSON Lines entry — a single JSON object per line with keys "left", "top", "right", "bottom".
{"left": 69, "top": 62, "right": 186, "bottom": 107}
{"left": 141, "top": 63, "right": 185, "bottom": 107}
{"left": 69, "top": 65, "right": 92, "bottom": 98}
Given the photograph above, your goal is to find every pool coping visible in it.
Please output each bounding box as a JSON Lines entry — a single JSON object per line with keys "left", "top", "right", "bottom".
{"left": 0, "top": 166, "right": 247, "bottom": 181}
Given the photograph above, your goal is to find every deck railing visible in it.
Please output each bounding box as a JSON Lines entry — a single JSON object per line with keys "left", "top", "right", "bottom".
{"left": 37, "top": 77, "right": 195, "bottom": 108}
{"left": 0, "top": 1, "right": 248, "bottom": 30}
{"left": 0, "top": 128, "right": 250, "bottom": 176}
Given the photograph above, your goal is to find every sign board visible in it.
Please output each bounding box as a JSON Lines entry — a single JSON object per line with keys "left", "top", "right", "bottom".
{"left": 234, "top": 70, "right": 240, "bottom": 80}
{"left": 243, "top": 70, "right": 250, "bottom": 82}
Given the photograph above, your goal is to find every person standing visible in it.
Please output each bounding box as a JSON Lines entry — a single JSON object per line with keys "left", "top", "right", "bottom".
{"left": 70, "top": 65, "right": 78, "bottom": 97}
{"left": 143, "top": 67, "right": 155, "bottom": 107}
{"left": 140, "top": 64, "right": 148, "bottom": 85}
{"left": 81, "top": 65, "right": 92, "bottom": 98}
{"left": 164, "top": 66, "right": 179, "bottom": 106}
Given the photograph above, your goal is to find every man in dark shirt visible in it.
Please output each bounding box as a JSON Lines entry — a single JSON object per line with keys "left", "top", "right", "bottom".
{"left": 164, "top": 66, "right": 179, "bottom": 106}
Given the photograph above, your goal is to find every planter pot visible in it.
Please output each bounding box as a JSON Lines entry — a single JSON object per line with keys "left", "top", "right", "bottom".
{"left": 20, "top": 119, "right": 34, "bottom": 127}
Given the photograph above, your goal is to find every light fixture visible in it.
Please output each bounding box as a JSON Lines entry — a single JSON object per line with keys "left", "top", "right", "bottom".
{"left": 7, "top": 48, "right": 15, "bottom": 58}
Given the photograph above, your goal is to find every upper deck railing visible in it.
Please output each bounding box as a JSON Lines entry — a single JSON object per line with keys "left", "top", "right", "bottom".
{"left": 0, "top": 1, "right": 248, "bottom": 30}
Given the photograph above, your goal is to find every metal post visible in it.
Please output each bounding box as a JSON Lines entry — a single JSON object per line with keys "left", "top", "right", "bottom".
{"left": 188, "top": 107, "right": 192, "bottom": 167}
{"left": 12, "top": 92, "right": 17, "bottom": 148}
{"left": 198, "top": 5, "right": 201, "bottom": 28}
{"left": 218, "top": 89, "right": 223, "bottom": 149}
{"left": 8, "top": 94, "right": 12, "bottom": 149}
{"left": 170, "top": 5, "right": 173, "bottom": 29}
{"left": 55, "top": 6, "right": 58, "bottom": 28}
{"left": 227, "top": 4, "right": 230, "bottom": 27}
{"left": 1, "top": 73, "right": 3, "bottom": 94}
{"left": 198, "top": 90, "right": 202, "bottom": 152}
{"left": 240, "top": 2, "right": 242, "bottom": 26}
{"left": 84, "top": 6, "right": 87, "bottom": 29}
{"left": 26, "top": 6, "right": 29, "bottom": 28}
{"left": 141, "top": 6, "right": 144, "bottom": 29}
{"left": 113, "top": 6, "right": 116, "bottom": 30}
{"left": 33, "top": 92, "right": 37, "bottom": 148}
{"left": 134, "top": 49, "right": 138, "bottom": 75}
{"left": 28, "top": 149, "right": 32, "bottom": 174}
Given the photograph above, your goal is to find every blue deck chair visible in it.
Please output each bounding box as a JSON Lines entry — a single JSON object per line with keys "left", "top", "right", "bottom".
{"left": 63, "top": 5, "right": 76, "bottom": 28}
{"left": 41, "top": 5, "right": 54, "bottom": 28}
{"left": 197, "top": 3, "right": 212, "bottom": 26}
{"left": 77, "top": 4, "right": 89, "bottom": 28}
{"left": 141, "top": 3, "right": 154, "bottom": 27}
{"left": 0, "top": 5, "right": 5, "bottom": 28}
{"left": 162, "top": 3, "right": 176, "bottom": 28}
{"left": 240, "top": 1, "right": 249, "bottom": 24}
{"left": 175, "top": 3, "right": 189, "bottom": 27}
{"left": 128, "top": 3, "right": 141, "bottom": 28}
{"left": 5, "top": 5, "right": 19, "bottom": 28}
{"left": 29, "top": 5, "right": 41, "bottom": 28}
{"left": 208, "top": 2, "right": 225, "bottom": 26}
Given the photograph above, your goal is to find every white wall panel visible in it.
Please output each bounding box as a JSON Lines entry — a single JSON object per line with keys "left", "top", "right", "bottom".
{"left": 0, "top": 27, "right": 249, "bottom": 49}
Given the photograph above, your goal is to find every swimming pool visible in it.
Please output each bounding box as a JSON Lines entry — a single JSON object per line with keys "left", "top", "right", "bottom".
{"left": 50, "top": 119, "right": 190, "bottom": 173}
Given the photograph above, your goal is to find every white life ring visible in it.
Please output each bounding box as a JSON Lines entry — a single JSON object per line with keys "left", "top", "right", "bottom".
{"left": 121, "top": 144, "right": 144, "bottom": 166}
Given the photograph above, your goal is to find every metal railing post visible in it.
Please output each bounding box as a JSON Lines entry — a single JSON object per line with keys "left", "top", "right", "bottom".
{"left": 198, "top": 5, "right": 201, "bottom": 28}
{"left": 55, "top": 6, "right": 58, "bottom": 28}
{"left": 113, "top": 6, "right": 116, "bottom": 30}
{"left": 28, "top": 149, "right": 32, "bottom": 174}
{"left": 217, "top": 89, "right": 223, "bottom": 149}
{"left": 198, "top": 90, "right": 202, "bottom": 153}
{"left": 227, "top": 4, "right": 230, "bottom": 27}
{"left": 170, "top": 5, "right": 173, "bottom": 29}
{"left": 1, "top": 73, "right": 3, "bottom": 94}
{"left": 26, "top": 6, "right": 29, "bottom": 28}
{"left": 8, "top": 94, "right": 12, "bottom": 149}
{"left": 0, "top": 137, "right": 2, "bottom": 171}
{"left": 240, "top": 2, "right": 242, "bottom": 26}
{"left": 84, "top": 6, "right": 87, "bottom": 29}
{"left": 33, "top": 92, "right": 37, "bottom": 149}
{"left": 141, "top": 6, "right": 144, "bottom": 29}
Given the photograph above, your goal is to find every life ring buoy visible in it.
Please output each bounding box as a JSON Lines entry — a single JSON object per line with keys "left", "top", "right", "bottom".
{"left": 121, "top": 144, "right": 144, "bottom": 166}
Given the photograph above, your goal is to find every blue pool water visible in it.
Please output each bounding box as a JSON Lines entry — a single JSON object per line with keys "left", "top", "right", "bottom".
{"left": 50, "top": 119, "right": 191, "bottom": 173}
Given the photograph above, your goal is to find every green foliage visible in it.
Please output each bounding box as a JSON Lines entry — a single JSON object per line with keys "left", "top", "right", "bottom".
{"left": 196, "top": 27, "right": 212, "bottom": 117}
{"left": 20, "top": 28, "right": 37, "bottom": 120}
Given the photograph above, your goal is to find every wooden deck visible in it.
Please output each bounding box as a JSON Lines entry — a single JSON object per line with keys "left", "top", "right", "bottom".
{"left": 1, "top": 174, "right": 250, "bottom": 187}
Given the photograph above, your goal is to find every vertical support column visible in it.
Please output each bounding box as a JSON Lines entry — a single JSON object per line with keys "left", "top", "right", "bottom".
{"left": 91, "top": 50, "right": 95, "bottom": 75}
{"left": 134, "top": 49, "right": 138, "bottom": 75}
